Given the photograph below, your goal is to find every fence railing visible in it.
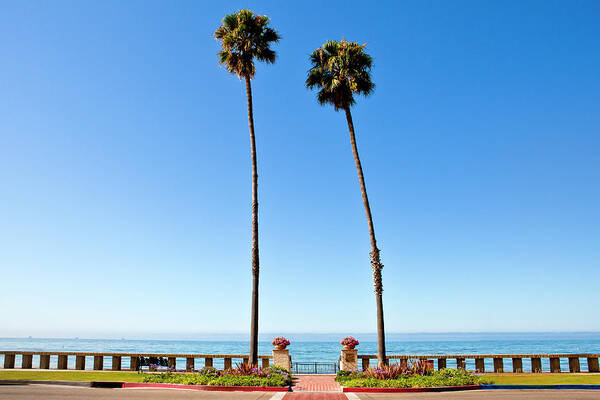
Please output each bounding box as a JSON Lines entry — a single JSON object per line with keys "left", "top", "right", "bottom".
{"left": 0, "top": 351, "right": 273, "bottom": 372}
{"left": 357, "top": 354, "right": 600, "bottom": 373}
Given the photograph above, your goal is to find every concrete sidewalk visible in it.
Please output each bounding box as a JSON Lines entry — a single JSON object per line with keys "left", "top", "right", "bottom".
{"left": 2, "top": 385, "right": 600, "bottom": 399}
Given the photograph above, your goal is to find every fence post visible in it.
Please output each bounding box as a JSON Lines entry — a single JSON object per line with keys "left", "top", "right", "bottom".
{"left": 273, "top": 349, "right": 291, "bottom": 371}
{"left": 130, "top": 356, "right": 139, "bottom": 371}
{"left": 76, "top": 355, "right": 86, "bottom": 370}
{"left": 262, "top": 358, "right": 270, "bottom": 368}
{"left": 224, "top": 357, "right": 232, "bottom": 370}
{"left": 512, "top": 358, "right": 523, "bottom": 373}
{"left": 186, "top": 358, "right": 195, "bottom": 372}
{"left": 550, "top": 357, "right": 561, "bottom": 373}
{"left": 3, "top": 354, "right": 15, "bottom": 369}
{"left": 362, "top": 358, "right": 370, "bottom": 371}
{"left": 57, "top": 355, "right": 68, "bottom": 369}
{"left": 168, "top": 357, "right": 176, "bottom": 370}
{"left": 456, "top": 358, "right": 466, "bottom": 370}
{"left": 531, "top": 357, "right": 542, "bottom": 373}
{"left": 22, "top": 354, "right": 32, "bottom": 369}
{"left": 204, "top": 357, "right": 213, "bottom": 368}
{"left": 112, "top": 356, "right": 122, "bottom": 371}
{"left": 40, "top": 355, "right": 50, "bottom": 369}
{"left": 568, "top": 357, "right": 580, "bottom": 373}
{"left": 587, "top": 358, "right": 599, "bottom": 373}
{"left": 94, "top": 356, "right": 103, "bottom": 371}
{"left": 438, "top": 358, "right": 446, "bottom": 370}
{"left": 475, "top": 358, "right": 485, "bottom": 373}
{"left": 493, "top": 358, "right": 504, "bottom": 373}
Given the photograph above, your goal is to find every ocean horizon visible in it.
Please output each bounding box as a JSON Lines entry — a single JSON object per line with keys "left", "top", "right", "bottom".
{"left": 2, "top": 332, "right": 598, "bottom": 372}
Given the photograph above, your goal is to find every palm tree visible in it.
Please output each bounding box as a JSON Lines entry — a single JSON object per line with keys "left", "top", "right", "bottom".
{"left": 215, "top": 10, "right": 280, "bottom": 367}
{"left": 306, "top": 40, "right": 387, "bottom": 366}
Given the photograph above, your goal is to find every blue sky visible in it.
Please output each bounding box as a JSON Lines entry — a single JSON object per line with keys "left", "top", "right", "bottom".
{"left": 1, "top": 0, "right": 599, "bottom": 338}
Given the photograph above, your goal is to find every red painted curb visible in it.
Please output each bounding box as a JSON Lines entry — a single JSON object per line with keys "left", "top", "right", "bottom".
{"left": 343, "top": 384, "right": 482, "bottom": 393}
{"left": 122, "top": 382, "right": 290, "bottom": 392}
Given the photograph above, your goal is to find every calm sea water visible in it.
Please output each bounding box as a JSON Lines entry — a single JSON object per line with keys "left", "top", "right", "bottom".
{"left": 1, "top": 332, "right": 599, "bottom": 372}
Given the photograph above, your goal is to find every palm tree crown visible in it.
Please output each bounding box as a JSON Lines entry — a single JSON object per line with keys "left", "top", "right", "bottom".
{"left": 214, "top": 9, "right": 280, "bottom": 79}
{"left": 306, "top": 40, "right": 374, "bottom": 110}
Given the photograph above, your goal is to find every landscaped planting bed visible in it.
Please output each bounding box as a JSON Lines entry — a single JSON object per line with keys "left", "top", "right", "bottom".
{"left": 336, "top": 361, "right": 487, "bottom": 389}
{"left": 141, "top": 365, "right": 292, "bottom": 387}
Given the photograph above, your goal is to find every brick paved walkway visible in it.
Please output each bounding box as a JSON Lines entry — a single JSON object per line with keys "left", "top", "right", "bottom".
{"left": 283, "top": 394, "right": 347, "bottom": 400}
{"left": 291, "top": 374, "right": 342, "bottom": 392}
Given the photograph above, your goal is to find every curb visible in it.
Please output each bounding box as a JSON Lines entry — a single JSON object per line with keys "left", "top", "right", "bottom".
{"left": 343, "top": 384, "right": 481, "bottom": 393}
{"left": 481, "top": 385, "right": 600, "bottom": 390}
{"left": 122, "top": 382, "right": 291, "bottom": 392}
{"left": 0, "top": 380, "right": 91, "bottom": 387}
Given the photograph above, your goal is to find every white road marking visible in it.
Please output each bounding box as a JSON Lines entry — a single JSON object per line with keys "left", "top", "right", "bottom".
{"left": 269, "top": 392, "right": 286, "bottom": 400}
{"left": 345, "top": 393, "right": 360, "bottom": 400}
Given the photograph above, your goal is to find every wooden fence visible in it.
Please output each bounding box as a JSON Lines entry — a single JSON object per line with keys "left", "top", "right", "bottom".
{"left": 0, "top": 351, "right": 272, "bottom": 372}
{"left": 358, "top": 354, "right": 600, "bottom": 373}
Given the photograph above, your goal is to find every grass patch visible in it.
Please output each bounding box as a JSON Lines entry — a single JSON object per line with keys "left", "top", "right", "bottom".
{"left": 484, "top": 373, "right": 600, "bottom": 385}
{"left": 0, "top": 370, "right": 145, "bottom": 382}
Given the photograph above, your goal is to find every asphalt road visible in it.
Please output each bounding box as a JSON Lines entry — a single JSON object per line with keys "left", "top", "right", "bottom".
{"left": 1, "top": 385, "right": 600, "bottom": 399}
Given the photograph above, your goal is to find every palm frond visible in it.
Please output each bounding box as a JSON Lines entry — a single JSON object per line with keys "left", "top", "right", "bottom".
{"left": 305, "top": 39, "right": 374, "bottom": 110}
{"left": 214, "top": 9, "right": 280, "bottom": 79}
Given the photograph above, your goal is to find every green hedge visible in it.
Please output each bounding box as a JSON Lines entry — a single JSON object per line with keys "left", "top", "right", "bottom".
{"left": 142, "top": 370, "right": 291, "bottom": 387}
{"left": 337, "top": 369, "right": 488, "bottom": 388}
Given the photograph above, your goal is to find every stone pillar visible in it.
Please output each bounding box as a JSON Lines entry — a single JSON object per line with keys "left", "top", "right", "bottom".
{"left": 273, "top": 349, "right": 291, "bottom": 371}
{"left": 339, "top": 349, "right": 358, "bottom": 371}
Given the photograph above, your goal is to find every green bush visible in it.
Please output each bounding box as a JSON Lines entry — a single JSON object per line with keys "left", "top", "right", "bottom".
{"left": 336, "top": 369, "right": 486, "bottom": 388}
{"left": 141, "top": 366, "right": 292, "bottom": 387}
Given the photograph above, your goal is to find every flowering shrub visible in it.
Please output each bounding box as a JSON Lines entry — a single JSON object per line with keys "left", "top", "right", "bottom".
{"left": 142, "top": 365, "right": 292, "bottom": 387}
{"left": 340, "top": 336, "right": 359, "bottom": 347}
{"left": 336, "top": 367, "right": 485, "bottom": 388}
{"left": 198, "top": 366, "right": 220, "bottom": 378}
{"left": 272, "top": 337, "right": 290, "bottom": 347}
{"left": 363, "top": 360, "right": 434, "bottom": 379}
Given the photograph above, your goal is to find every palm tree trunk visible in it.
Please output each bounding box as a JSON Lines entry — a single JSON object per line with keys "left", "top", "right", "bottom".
{"left": 344, "top": 106, "right": 387, "bottom": 367}
{"left": 245, "top": 76, "right": 260, "bottom": 367}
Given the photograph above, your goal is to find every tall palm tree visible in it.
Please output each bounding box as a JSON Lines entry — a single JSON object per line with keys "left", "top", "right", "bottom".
{"left": 215, "top": 9, "right": 280, "bottom": 367}
{"left": 306, "top": 40, "right": 387, "bottom": 366}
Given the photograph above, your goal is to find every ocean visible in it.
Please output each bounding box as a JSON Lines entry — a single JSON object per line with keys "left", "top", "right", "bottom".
{"left": 1, "top": 332, "right": 599, "bottom": 372}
